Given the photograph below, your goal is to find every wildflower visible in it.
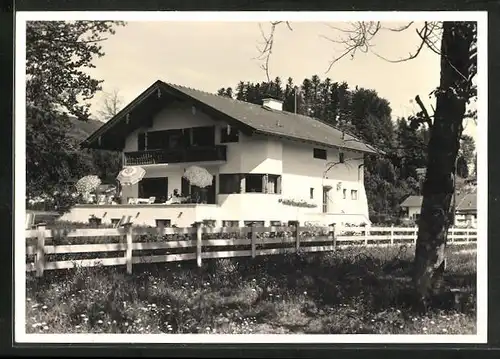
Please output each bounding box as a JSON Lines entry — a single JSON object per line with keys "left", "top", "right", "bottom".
{"left": 423, "top": 327, "right": 428, "bottom": 331}
{"left": 31, "top": 304, "right": 39, "bottom": 308}
{"left": 124, "top": 322, "right": 129, "bottom": 326}
{"left": 31, "top": 323, "right": 38, "bottom": 328}
{"left": 442, "top": 328, "right": 448, "bottom": 333}
{"left": 97, "top": 320, "right": 103, "bottom": 324}
{"left": 27, "top": 298, "right": 31, "bottom": 302}
{"left": 43, "top": 326, "right": 49, "bottom": 330}
{"left": 75, "top": 325, "right": 81, "bottom": 329}
{"left": 151, "top": 304, "right": 156, "bottom": 308}
{"left": 304, "top": 291, "right": 307, "bottom": 295}
{"left": 430, "top": 321, "right": 435, "bottom": 325}
{"left": 41, "top": 322, "right": 46, "bottom": 325}
{"left": 80, "top": 314, "right": 86, "bottom": 317}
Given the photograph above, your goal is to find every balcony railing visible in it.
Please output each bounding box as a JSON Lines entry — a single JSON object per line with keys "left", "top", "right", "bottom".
{"left": 124, "top": 145, "right": 227, "bottom": 166}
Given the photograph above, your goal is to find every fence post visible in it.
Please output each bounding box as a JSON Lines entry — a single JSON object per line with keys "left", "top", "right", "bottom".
{"left": 251, "top": 223, "right": 257, "bottom": 258}
{"left": 124, "top": 223, "right": 133, "bottom": 274}
{"left": 364, "top": 226, "right": 369, "bottom": 246}
{"left": 331, "top": 224, "right": 337, "bottom": 251}
{"left": 414, "top": 226, "right": 418, "bottom": 245}
{"left": 35, "top": 223, "right": 46, "bottom": 278}
{"left": 293, "top": 221, "right": 300, "bottom": 252}
{"left": 196, "top": 222, "right": 203, "bottom": 268}
{"left": 466, "top": 228, "right": 470, "bottom": 242}
{"left": 390, "top": 224, "right": 394, "bottom": 245}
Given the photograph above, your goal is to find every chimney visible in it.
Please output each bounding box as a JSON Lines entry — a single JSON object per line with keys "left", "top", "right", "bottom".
{"left": 262, "top": 98, "right": 283, "bottom": 111}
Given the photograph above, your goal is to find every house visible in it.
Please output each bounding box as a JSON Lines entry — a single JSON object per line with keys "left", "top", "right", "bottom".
{"left": 59, "top": 80, "right": 379, "bottom": 227}
{"left": 400, "top": 190, "right": 477, "bottom": 228}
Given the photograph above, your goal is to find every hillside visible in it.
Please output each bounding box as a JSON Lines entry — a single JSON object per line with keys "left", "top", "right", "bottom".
{"left": 67, "top": 117, "right": 105, "bottom": 143}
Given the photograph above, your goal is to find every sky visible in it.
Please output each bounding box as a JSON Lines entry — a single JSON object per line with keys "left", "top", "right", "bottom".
{"left": 86, "top": 21, "right": 477, "bottom": 140}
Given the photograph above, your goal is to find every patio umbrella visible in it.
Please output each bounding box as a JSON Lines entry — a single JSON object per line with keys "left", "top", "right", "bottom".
{"left": 182, "top": 165, "right": 213, "bottom": 188}
{"left": 117, "top": 166, "right": 146, "bottom": 186}
{"left": 75, "top": 175, "right": 101, "bottom": 195}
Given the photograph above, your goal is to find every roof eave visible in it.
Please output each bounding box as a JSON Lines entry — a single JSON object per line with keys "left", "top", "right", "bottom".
{"left": 252, "top": 129, "right": 376, "bottom": 155}
{"left": 81, "top": 80, "right": 165, "bottom": 149}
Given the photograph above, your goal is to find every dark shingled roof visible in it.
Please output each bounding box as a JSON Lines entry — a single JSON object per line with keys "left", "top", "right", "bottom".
{"left": 82, "top": 80, "right": 379, "bottom": 154}
{"left": 166, "top": 83, "right": 378, "bottom": 154}
{"left": 400, "top": 192, "right": 477, "bottom": 212}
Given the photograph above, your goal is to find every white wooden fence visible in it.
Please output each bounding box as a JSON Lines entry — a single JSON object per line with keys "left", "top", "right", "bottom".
{"left": 25, "top": 224, "right": 477, "bottom": 277}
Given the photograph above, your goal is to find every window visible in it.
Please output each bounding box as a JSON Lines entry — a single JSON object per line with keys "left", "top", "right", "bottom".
{"left": 88, "top": 217, "right": 102, "bottom": 226}
{"left": 270, "top": 221, "right": 282, "bottom": 227}
{"left": 313, "top": 148, "right": 327, "bottom": 160}
{"left": 310, "top": 188, "right": 314, "bottom": 199}
{"left": 267, "top": 174, "right": 281, "bottom": 194}
{"left": 156, "top": 219, "right": 171, "bottom": 227}
{"left": 181, "top": 177, "right": 190, "bottom": 196}
{"left": 138, "top": 133, "right": 146, "bottom": 150}
{"left": 220, "top": 173, "right": 281, "bottom": 194}
{"left": 219, "top": 174, "right": 242, "bottom": 194}
{"left": 192, "top": 126, "right": 215, "bottom": 146}
{"left": 222, "top": 220, "right": 239, "bottom": 227}
{"left": 245, "top": 174, "right": 263, "bottom": 193}
{"left": 351, "top": 190, "right": 358, "bottom": 200}
{"left": 244, "top": 220, "right": 265, "bottom": 227}
{"left": 111, "top": 218, "right": 121, "bottom": 226}
{"left": 343, "top": 189, "right": 347, "bottom": 199}
{"left": 220, "top": 125, "right": 239, "bottom": 143}
{"left": 202, "top": 219, "right": 216, "bottom": 227}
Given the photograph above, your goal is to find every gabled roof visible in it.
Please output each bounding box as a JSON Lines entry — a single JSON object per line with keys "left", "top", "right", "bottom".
{"left": 400, "top": 195, "right": 422, "bottom": 208}
{"left": 400, "top": 192, "right": 477, "bottom": 212}
{"left": 82, "top": 80, "right": 379, "bottom": 154}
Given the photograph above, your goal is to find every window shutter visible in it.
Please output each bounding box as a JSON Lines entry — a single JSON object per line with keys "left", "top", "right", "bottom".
{"left": 138, "top": 133, "right": 146, "bottom": 151}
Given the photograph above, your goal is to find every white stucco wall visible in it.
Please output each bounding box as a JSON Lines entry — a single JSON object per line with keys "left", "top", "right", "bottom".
{"left": 407, "top": 206, "right": 421, "bottom": 219}
{"left": 281, "top": 140, "right": 369, "bottom": 222}
{"left": 59, "top": 204, "right": 219, "bottom": 228}
{"left": 111, "top": 100, "right": 371, "bottom": 226}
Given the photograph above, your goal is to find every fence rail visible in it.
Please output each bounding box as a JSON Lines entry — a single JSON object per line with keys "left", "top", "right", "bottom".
{"left": 25, "top": 224, "right": 477, "bottom": 277}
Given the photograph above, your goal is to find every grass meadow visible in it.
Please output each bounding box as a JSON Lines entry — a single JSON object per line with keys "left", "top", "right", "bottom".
{"left": 25, "top": 244, "right": 476, "bottom": 335}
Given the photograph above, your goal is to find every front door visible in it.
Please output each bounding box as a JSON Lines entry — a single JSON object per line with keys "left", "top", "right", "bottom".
{"left": 322, "top": 187, "right": 330, "bottom": 213}
{"left": 139, "top": 177, "right": 168, "bottom": 203}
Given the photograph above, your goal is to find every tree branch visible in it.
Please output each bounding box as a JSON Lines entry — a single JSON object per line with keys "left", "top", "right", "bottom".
{"left": 414, "top": 95, "right": 433, "bottom": 128}
{"left": 254, "top": 21, "right": 293, "bottom": 82}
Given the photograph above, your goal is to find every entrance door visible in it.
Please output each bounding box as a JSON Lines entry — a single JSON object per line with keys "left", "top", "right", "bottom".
{"left": 139, "top": 177, "right": 168, "bottom": 203}
{"left": 322, "top": 186, "right": 330, "bottom": 213}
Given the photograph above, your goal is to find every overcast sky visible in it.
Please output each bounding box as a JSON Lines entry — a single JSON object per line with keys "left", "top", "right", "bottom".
{"left": 86, "top": 21, "right": 477, "bottom": 140}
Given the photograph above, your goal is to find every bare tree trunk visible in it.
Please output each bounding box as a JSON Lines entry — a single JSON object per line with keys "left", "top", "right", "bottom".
{"left": 413, "top": 22, "right": 475, "bottom": 309}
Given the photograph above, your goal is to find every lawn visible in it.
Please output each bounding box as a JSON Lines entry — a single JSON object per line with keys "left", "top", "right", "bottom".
{"left": 25, "top": 244, "right": 477, "bottom": 335}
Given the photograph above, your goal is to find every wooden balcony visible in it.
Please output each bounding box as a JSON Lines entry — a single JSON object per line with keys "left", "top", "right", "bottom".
{"left": 124, "top": 145, "right": 227, "bottom": 166}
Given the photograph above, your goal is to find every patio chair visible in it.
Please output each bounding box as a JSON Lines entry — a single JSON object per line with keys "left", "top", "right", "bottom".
{"left": 147, "top": 196, "right": 156, "bottom": 204}
{"left": 97, "top": 195, "right": 106, "bottom": 205}
{"left": 127, "top": 198, "right": 138, "bottom": 205}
